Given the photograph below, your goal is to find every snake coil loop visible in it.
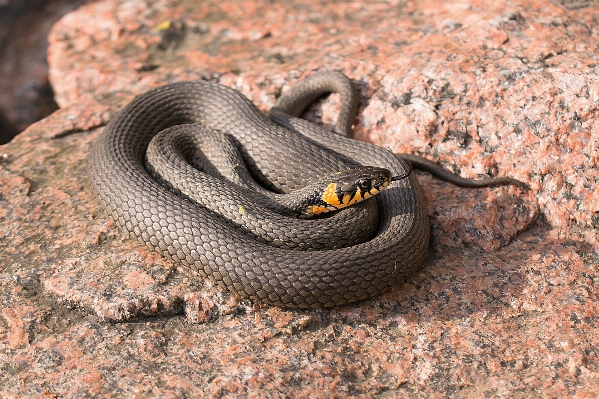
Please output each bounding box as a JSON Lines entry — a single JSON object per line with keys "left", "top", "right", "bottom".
{"left": 89, "top": 72, "right": 430, "bottom": 308}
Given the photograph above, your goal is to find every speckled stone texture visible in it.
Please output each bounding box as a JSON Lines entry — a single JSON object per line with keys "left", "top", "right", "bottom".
{"left": 0, "top": 0, "right": 597, "bottom": 396}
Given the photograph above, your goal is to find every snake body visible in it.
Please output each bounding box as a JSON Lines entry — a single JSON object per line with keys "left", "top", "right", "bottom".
{"left": 144, "top": 126, "right": 394, "bottom": 250}
{"left": 89, "top": 72, "right": 429, "bottom": 308}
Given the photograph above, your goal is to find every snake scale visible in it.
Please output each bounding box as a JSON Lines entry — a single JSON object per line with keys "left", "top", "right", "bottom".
{"left": 90, "top": 71, "right": 511, "bottom": 308}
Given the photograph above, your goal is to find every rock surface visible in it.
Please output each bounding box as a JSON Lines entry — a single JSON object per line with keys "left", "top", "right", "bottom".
{"left": 0, "top": 0, "right": 597, "bottom": 396}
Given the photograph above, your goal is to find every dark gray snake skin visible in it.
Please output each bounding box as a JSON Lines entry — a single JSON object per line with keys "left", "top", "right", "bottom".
{"left": 89, "top": 71, "right": 430, "bottom": 308}
{"left": 144, "top": 125, "right": 385, "bottom": 250}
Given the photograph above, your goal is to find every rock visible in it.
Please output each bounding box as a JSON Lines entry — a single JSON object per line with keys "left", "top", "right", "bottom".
{"left": 0, "top": 0, "right": 597, "bottom": 396}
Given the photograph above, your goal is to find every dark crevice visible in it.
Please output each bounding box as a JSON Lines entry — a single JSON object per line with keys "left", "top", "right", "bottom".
{"left": 0, "top": 0, "right": 92, "bottom": 145}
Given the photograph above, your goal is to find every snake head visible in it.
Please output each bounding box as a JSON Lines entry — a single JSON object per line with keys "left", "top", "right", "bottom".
{"left": 304, "top": 166, "right": 393, "bottom": 217}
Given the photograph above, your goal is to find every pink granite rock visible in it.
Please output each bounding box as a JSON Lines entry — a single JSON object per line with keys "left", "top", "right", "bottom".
{"left": 0, "top": 0, "right": 597, "bottom": 397}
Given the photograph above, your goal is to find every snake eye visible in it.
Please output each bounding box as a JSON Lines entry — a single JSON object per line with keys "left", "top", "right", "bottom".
{"left": 356, "top": 179, "right": 371, "bottom": 190}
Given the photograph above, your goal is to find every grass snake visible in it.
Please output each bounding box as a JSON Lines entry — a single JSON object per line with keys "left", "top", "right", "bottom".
{"left": 89, "top": 71, "right": 522, "bottom": 308}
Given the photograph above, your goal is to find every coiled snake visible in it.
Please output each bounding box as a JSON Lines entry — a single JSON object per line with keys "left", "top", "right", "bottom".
{"left": 89, "top": 71, "right": 520, "bottom": 308}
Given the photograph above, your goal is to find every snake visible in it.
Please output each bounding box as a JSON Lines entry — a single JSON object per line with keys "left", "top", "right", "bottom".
{"left": 89, "top": 71, "right": 523, "bottom": 308}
